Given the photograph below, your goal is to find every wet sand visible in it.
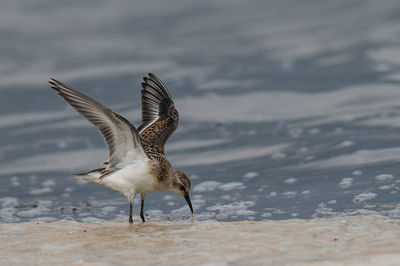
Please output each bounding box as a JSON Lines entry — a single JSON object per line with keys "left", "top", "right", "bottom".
{"left": 1, "top": 215, "right": 399, "bottom": 265}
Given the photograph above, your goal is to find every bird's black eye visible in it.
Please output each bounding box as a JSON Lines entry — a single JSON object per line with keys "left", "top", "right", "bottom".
{"left": 180, "top": 185, "right": 185, "bottom": 192}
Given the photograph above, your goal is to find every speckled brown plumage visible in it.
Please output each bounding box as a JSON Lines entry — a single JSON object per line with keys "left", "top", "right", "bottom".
{"left": 49, "top": 73, "right": 193, "bottom": 223}
{"left": 147, "top": 153, "right": 173, "bottom": 184}
{"left": 137, "top": 73, "right": 180, "bottom": 185}
{"left": 138, "top": 73, "right": 179, "bottom": 155}
{"left": 140, "top": 119, "right": 175, "bottom": 154}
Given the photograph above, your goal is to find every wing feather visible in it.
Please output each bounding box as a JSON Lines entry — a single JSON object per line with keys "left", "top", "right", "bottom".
{"left": 138, "top": 73, "right": 179, "bottom": 154}
{"left": 49, "top": 78, "right": 147, "bottom": 168}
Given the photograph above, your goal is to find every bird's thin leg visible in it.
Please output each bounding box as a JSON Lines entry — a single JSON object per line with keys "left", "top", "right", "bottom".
{"left": 140, "top": 193, "right": 146, "bottom": 222}
{"left": 129, "top": 202, "right": 133, "bottom": 223}
{"left": 129, "top": 194, "right": 134, "bottom": 223}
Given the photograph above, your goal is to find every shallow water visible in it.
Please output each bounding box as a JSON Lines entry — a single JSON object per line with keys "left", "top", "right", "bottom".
{"left": 1, "top": 0, "right": 400, "bottom": 222}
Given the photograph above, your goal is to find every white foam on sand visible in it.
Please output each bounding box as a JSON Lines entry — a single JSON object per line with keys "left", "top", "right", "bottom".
{"left": 0, "top": 197, "right": 18, "bottom": 208}
{"left": 10, "top": 176, "right": 20, "bottom": 187}
{"left": 352, "top": 170, "right": 363, "bottom": 176}
{"left": 337, "top": 140, "right": 354, "bottom": 148}
{"left": 243, "top": 171, "right": 259, "bottom": 179}
{"left": 337, "top": 140, "right": 355, "bottom": 148}
{"left": 353, "top": 192, "right": 378, "bottom": 203}
{"left": 42, "top": 179, "right": 56, "bottom": 187}
{"left": 145, "top": 209, "right": 164, "bottom": 218}
{"left": 31, "top": 217, "right": 58, "bottom": 223}
{"left": 218, "top": 182, "right": 246, "bottom": 191}
{"left": 81, "top": 217, "right": 106, "bottom": 223}
{"left": 375, "top": 174, "right": 394, "bottom": 182}
{"left": 339, "top": 177, "right": 353, "bottom": 188}
{"left": 163, "top": 195, "right": 175, "bottom": 201}
{"left": 283, "top": 191, "right": 297, "bottom": 198}
{"left": 284, "top": 177, "right": 297, "bottom": 184}
{"left": 192, "top": 195, "right": 203, "bottom": 200}
{"left": 261, "top": 212, "right": 272, "bottom": 218}
{"left": 207, "top": 201, "right": 256, "bottom": 219}
{"left": 313, "top": 203, "right": 336, "bottom": 218}
{"left": 16, "top": 200, "right": 52, "bottom": 218}
{"left": 193, "top": 181, "right": 246, "bottom": 192}
{"left": 193, "top": 181, "right": 222, "bottom": 192}
{"left": 0, "top": 198, "right": 20, "bottom": 223}
{"left": 29, "top": 187, "right": 53, "bottom": 195}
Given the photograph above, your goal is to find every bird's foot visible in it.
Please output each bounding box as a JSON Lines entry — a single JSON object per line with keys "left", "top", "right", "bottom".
{"left": 129, "top": 216, "right": 133, "bottom": 223}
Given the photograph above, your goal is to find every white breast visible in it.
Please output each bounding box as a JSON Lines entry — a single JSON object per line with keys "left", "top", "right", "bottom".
{"left": 100, "top": 159, "right": 155, "bottom": 195}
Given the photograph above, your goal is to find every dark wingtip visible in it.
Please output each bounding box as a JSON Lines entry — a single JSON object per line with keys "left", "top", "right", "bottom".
{"left": 148, "top": 73, "right": 158, "bottom": 80}
{"left": 48, "top": 78, "right": 59, "bottom": 84}
{"left": 143, "top": 73, "right": 154, "bottom": 81}
{"left": 49, "top": 79, "right": 70, "bottom": 95}
{"left": 48, "top": 78, "right": 61, "bottom": 92}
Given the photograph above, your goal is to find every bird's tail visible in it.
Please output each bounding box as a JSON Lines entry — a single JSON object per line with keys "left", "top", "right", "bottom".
{"left": 74, "top": 167, "right": 110, "bottom": 183}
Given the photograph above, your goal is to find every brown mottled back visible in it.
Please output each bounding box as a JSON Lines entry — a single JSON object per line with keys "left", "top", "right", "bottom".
{"left": 146, "top": 152, "right": 173, "bottom": 185}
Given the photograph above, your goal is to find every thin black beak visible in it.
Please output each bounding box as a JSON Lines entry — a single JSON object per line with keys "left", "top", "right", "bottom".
{"left": 184, "top": 193, "right": 193, "bottom": 214}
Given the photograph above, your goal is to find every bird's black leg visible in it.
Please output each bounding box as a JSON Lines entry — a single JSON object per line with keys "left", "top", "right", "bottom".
{"left": 140, "top": 193, "right": 146, "bottom": 222}
{"left": 129, "top": 198, "right": 133, "bottom": 223}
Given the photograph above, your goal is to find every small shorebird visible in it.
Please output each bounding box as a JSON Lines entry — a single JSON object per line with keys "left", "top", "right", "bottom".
{"left": 49, "top": 73, "right": 193, "bottom": 223}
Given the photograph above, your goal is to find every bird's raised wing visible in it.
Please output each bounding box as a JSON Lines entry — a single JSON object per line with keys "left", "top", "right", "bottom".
{"left": 49, "top": 78, "right": 147, "bottom": 168}
{"left": 138, "top": 73, "right": 179, "bottom": 154}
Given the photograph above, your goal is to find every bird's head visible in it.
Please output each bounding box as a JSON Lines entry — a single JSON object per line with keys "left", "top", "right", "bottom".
{"left": 172, "top": 170, "right": 193, "bottom": 215}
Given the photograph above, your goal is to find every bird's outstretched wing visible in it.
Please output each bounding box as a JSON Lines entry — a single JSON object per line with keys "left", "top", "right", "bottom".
{"left": 49, "top": 78, "right": 147, "bottom": 168}
{"left": 138, "top": 73, "right": 179, "bottom": 154}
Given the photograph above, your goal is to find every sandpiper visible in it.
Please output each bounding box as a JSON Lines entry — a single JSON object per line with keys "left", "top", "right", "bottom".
{"left": 49, "top": 73, "right": 193, "bottom": 223}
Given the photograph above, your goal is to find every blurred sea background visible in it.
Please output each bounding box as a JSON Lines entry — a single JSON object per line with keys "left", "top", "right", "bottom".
{"left": 1, "top": 0, "right": 400, "bottom": 223}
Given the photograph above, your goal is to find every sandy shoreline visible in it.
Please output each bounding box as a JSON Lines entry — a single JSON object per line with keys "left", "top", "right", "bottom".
{"left": 1, "top": 215, "right": 400, "bottom": 265}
